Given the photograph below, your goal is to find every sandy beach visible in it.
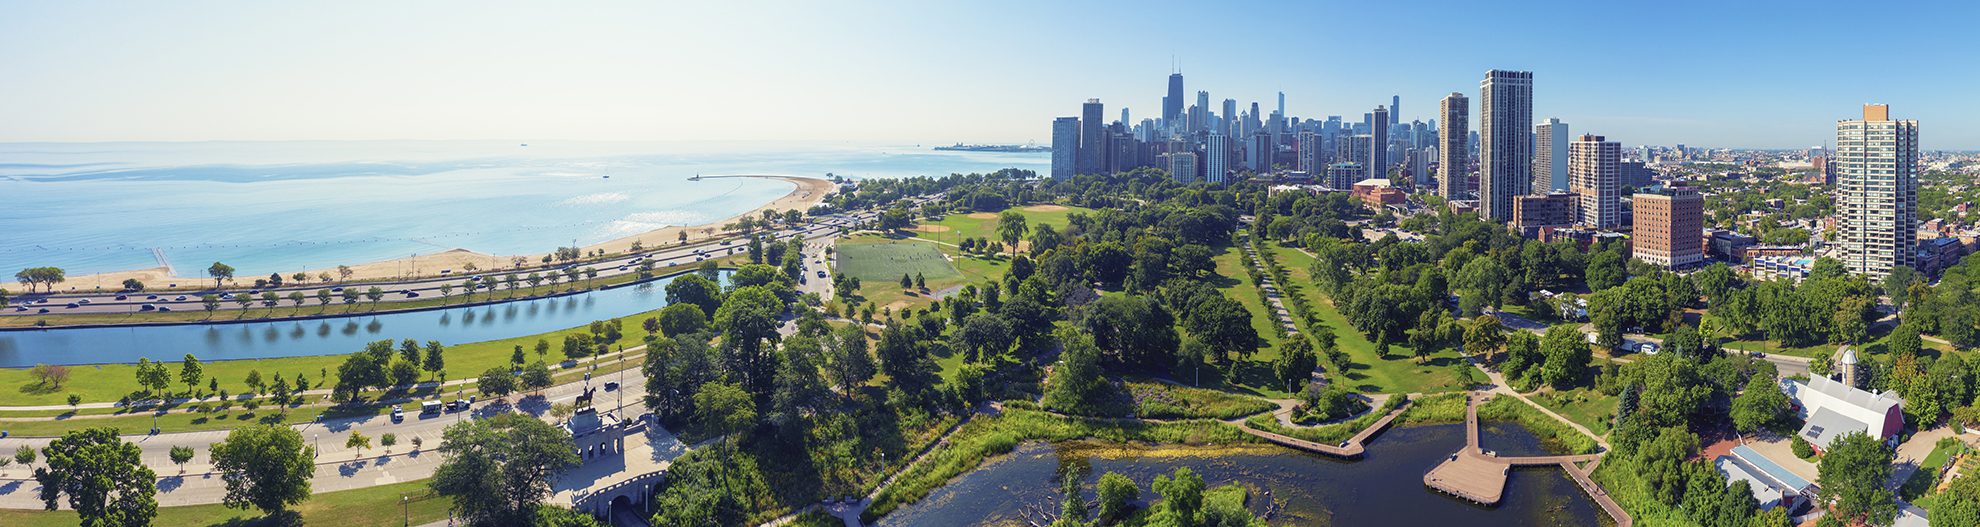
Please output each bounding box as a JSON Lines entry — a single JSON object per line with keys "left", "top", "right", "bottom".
{"left": 12, "top": 175, "right": 837, "bottom": 293}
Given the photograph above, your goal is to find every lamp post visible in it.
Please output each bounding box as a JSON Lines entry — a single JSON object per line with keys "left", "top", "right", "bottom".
{"left": 401, "top": 495, "right": 408, "bottom": 526}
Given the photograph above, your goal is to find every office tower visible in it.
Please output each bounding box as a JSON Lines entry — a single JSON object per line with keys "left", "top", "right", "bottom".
{"left": 1164, "top": 72, "right": 1184, "bottom": 131}
{"left": 1248, "top": 102, "right": 1262, "bottom": 137}
{"left": 1120, "top": 108, "right": 1130, "bottom": 126}
{"left": 1836, "top": 104, "right": 1920, "bottom": 278}
{"left": 1438, "top": 93, "right": 1470, "bottom": 201}
{"left": 1532, "top": 118, "right": 1568, "bottom": 192}
{"left": 1197, "top": 91, "right": 1211, "bottom": 133}
{"left": 1221, "top": 99, "right": 1237, "bottom": 135}
{"left": 1632, "top": 185, "right": 1704, "bottom": 268}
{"left": 1247, "top": 132, "right": 1273, "bottom": 172}
{"left": 1167, "top": 151, "right": 1199, "bottom": 184}
{"left": 1391, "top": 95, "right": 1401, "bottom": 125}
{"left": 1297, "top": 131, "right": 1320, "bottom": 174}
{"left": 1568, "top": 134, "right": 1621, "bottom": 229}
{"left": 1187, "top": 103, "right": 1206, "bottom": 134}
{"left": 1079, "top": 99, "right": 1107, "bottom": 175}
{"left": 1050, "top": 117, "right": 1079, "bottom": 179}
{"left": 1479, "top": 70, "right": 1534, "bottom": 222}
{"left": 1205, "top": 132, "right": 1229, "bottom": 184}
{"left": 1370, "top": 106, "right": 1390, "bottom": 179}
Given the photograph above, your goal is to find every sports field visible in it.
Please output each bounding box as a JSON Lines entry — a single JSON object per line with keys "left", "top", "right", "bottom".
{"left": 835, "top": 238, "right": 962, "bottom": 284}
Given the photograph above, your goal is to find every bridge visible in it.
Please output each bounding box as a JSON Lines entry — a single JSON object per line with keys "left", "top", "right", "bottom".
{"left": 1422, "top": 392, "right": 1630, "bottom": 527}
{"left": 1230, "top": 398, "right": 1408, "bottom": 458}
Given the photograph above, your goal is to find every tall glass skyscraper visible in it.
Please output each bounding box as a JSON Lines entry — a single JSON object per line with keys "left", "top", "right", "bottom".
{"left": 1438, "top": 93, "right": 1469, "bottom": 202}
{"left": 1050, "top": 117, "right": 1079, "bottom": 179}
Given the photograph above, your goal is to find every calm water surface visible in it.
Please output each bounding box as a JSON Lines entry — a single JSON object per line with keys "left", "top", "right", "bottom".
{"left": 879, "top": 424, "right": 1604, "bottom": 527}
{"left": 0, "top": 272, "right": 725, "bottom": 367}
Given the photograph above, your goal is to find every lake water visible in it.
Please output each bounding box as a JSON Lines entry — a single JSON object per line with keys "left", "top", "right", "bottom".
{"left": 1, "top": 141, "right": 1048, "bottom": 277}
{"left": 0, "top": 271, "right": 726, "bottom": 367}
{"left": 878, "top": 424, "right": 1604, "bottom": 527}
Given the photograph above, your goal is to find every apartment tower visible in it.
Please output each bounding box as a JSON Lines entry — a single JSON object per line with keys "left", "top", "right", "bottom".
{"left": 1835, "top": 104, "right": 1919, "bottom": 278}
{"left": 1438, "top": 92, "right": 1470, "bottom": 202}
{"left": 1568, "top": 134, "right": 1621, "bottom": 229}
{"left": 1479, "top": 70, "right": 1533, "bottom": 222}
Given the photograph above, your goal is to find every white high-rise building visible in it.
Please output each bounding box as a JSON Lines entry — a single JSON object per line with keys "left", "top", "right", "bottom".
{"left": 1438, "top": 93, "right": 1470, "bottom": 201}
{"left": 1296, "top": 131, "right": 1319, "bottom": 174}
{"left": 1533, "top": 118, "right": 1568, "bottom": 192}
{"left": 1167, "top": 151, "right": 1199, "bottom": 184}
{"left": 1479, "top": 70, "right": 1533, "bottom": 222}
{"left": 1568, "top": 134, "right": 1621, "bottom": 229}
{"left": 1205, "top": 132, "right": 1229, "bottom": 184}
{"left": 1836, "top": 104, "right": 1919, "bottom": 278}
{"left": 1050, "top": 117, "right": 1079, "bottom": 179}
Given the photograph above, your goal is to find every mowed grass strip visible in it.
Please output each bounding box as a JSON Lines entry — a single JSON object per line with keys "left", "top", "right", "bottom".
{"left": 0, "top": 478, "right": 451, "bottom": 527}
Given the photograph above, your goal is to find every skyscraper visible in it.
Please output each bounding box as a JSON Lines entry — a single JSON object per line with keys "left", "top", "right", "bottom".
{"left": 1297, "top": 130, "right": 1319, "bottom": 174}
{"left": 1079, "top": 99, "right": 1106, "bottom": 175}
{"left": 1390, "top": 95, "right": 1401, "bottom": 125}
{"left": 1437, "top": 93, "right": 1470, "bottom": 202}
{"left": 1222, "top": 99, "right": 1238, "bottom": 136}
{"left": 1050, "top": 117, "right": 1079, "bottom": 179}
{"left": 1533, "top": 118, "right": 1568, "bottom": 192}
{"left": 1247, "top": 132, "right": 1273, "bottom": 173}
{"left": 1632, "top": 185, "right": 1703, "bottom": 269}
{"left": 1369, "top": 106, "right": 1390, "bottom": 179}
{"left": 1167, "top": 151, "right": 1198, "bottom": 184}
{"left": 1836, "top": 104, "right": 1919, "bottom": 278}
{"left": 1205, "top": 132, "right": 1229, "bottom": 184}
{"left": 1164, "top": 73, "right": 1184, "bottom": 132}
{"left": 1479, "top": 70, "right": 1534, "bottom": 222}
{"left": 1568, "top": 134, "right": 1620, "bottom": 229}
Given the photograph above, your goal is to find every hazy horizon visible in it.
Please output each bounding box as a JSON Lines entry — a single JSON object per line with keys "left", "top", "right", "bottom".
{"left": 5, "top": 0, "right": 1979, "bottom": 149}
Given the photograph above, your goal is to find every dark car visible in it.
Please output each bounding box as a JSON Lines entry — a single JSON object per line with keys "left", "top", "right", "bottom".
{"left": 604, "top": 381, "right": 620, "bottom": 392}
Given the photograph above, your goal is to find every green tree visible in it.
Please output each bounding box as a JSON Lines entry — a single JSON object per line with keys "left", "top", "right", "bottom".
{"left": 657, "top": 302, "right": 707, "bottom": 336}
{"left": 1538, "top": 324, "right": 1592, "bottom": 389}
{"left": 1096, "top": 471, "right": 1139, "bottom": 523}
{"left": 208, "top": 424, "right": 316, "bottom": 515}
{"left": 180, "top": 354, "right": 203, "bottom": 396}
{"left": 1730, "top": 370, "right": 1789, "bottom": 434}
{"left": 1637, "top": 426, "right": 1698, "bottom": 505}
{"left": 345, "top": 431, "right": 370, "bottom": 459}
{"left": 821, "top": 324, "right": 875, "bottom": 396}
{"left": 1274, "top": 338, "right": 1319, "bottom": 394}
{"left": 33, "top": 427, "right": 157, "bottom": 527}
{"left": 1819, "top": 431, "right": 1896, "bottom": 526}
{"left": 1043, "top": 332, "right": 1112, "bottom": 416}
{"left": 424, "top": 341, "right": 446, "bottom": 380}
{"left": 521, "top": 361, "right": 553, "bottom": 392}
{"left": 1049, "top": 472, "right": 1088, "bottom": 527}
{"left": 479, "top": 366, "right": 517, "bottom": 399}
{"left": 431, "top": 413, "right": 580, "bottom": 526}
{"left": 997, "top": 210, "right": 1030, "bottom": 256}
{"left": 1586, "top": 250, "right": 1625, "bottom": 291}
{"left": 1151, "top": 467, "right": 1206, "bottom": 526}
{"left": 694, "top": 381, "right": 757, "bottom": 450}
{"left": 665, "top": 273, "right": 724, "bottom": 316}
{"left": 1462, "top": 314, "right": 1507, "bottom": 362}
{"left": 168, "top": 445, "right": 195, "bottom": 473}
{"left": 1934, "top": 471, "right": 1980, "bottom": 527}
{"left": 208, "top": 261, "right": 235, "bottom": 287}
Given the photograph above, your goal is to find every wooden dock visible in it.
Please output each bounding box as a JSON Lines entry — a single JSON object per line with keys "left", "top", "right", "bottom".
{"left": 1232, "top": 400, "right": 1407, "bottom": 459}
{"left": 1422, "top": 392, "right": 1631, "bottom": 527}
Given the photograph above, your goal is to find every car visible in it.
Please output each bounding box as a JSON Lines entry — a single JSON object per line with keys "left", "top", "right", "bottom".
{"left": 65, "top": 303, "right": 79, "bottom": 308}
{"left": 604, "top": 381, "right": 620, "bottom": 392}
{"left": 146, "top": 295, "right": 158, "bottom": 300}
{"left": 816, "top": 270, "right": 828, "bottom": 278}
{"left": 174, "top": 295, "right": 187, "bottom": 301}
{"left": 248, "top": 289, "right": 260, "bottom": 295}
{"left": 12, "top": 306, "right": 24, "bottom": 312}
{"left": 220, "top": 293, "right": 233, "bottom": 299}
{"left": 157, "top": 306, "right": 172, "bottom": 312}
{"left": 77, "top": 298, "right": 90, "bottom": 304}
{"left": 330, "top": 287, "right": 343, "bottom": 293}
{"left": 140, "top": 304, "right": 155, "bottom": 311}
{"left": 115, "top": 295, "right": 127, "bottom": 300}
{"left": 38, "top": 308, "right": 50, "bottom": 314}
{"left": 391, "top": 406, "right": 404, "bottom": 422}
{"left": 1639, "top": 343, "right": 1660, "bottom": 355}
{"left": 404, "top": 292, "right": 419, "bottom": 298}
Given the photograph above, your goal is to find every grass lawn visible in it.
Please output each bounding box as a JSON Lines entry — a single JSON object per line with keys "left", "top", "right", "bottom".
{"left": 1477, "top": 396, "right": 1598, "bottom": 455}
{"left": 1525, "top": 387, "right": 1619, "bottom": 437}
{"left": 835, "top": 235, "right": 967, "bottom": 312}
{"left": 1902, "top": 437, "right": 1968, "bottom": 504}
{"left": 1704, "top": 314, "right": 1956, "bottom": 360}
{"left": 0, "top": 478, "right": 451, "bottom": 527}
{"left": 1124, "top": 378, "right": 1276, "bottom": 420}
{"left": 1257, "top": 241, "right": 1465, "bottom": 395}
{"left": 904, "top": 204, "right": 1089, "bottom": 247}
{"left": 1203, "top": 244, "right": 1292, "bottom": 397}
{"left": 1, "top": 284, "right": 685, "bottom": 407}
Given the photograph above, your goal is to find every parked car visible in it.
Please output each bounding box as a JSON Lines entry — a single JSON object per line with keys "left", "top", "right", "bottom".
{"left": 391, "top": 406, "right": 404, "bottom": 423}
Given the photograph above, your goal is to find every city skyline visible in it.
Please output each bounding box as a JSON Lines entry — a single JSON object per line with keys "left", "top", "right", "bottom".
{"left": 6, "top": 1, "right": 1980, "bottom": 148}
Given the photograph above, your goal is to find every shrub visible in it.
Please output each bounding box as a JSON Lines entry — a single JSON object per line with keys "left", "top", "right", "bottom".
{"left": 1792, "top": 435, "right": 1815, "bottom": 459}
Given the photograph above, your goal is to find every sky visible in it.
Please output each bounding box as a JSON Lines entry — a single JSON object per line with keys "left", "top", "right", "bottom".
{"left": 3, "top": 0, "right": 1979, "bottom": 149}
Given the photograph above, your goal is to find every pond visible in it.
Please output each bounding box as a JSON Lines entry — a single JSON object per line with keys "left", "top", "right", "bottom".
{"left": 879, "top": 423, "right": 1605, "bottom": 527}
{"left": 0, "top": 272, "right": 723, "bottom": 367}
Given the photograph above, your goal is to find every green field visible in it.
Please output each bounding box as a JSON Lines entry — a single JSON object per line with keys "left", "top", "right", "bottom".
{"left": 0, "top": 478, "right": 451, "bottom": 527}
{"left": 905, "top": 204, "right": 1089, "bottom": 248}
{"left": 835, "top": 237, "right": 962, "bottom": 283}
{"left": 1259, "top": 241, "right": 1465, "bottom": 395}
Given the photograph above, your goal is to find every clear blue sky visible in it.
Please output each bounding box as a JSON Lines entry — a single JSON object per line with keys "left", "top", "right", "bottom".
{"left": 3, "top": 0, "right": 1977, "bottom": 148}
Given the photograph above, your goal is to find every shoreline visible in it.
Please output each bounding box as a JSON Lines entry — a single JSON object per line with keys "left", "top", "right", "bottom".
{"left": 6, "top": 175, "right": 835, "bottom": 294}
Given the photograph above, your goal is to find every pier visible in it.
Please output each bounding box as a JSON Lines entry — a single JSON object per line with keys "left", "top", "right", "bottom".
{"left": 150, "top": 247, "right": 174, "bottom": 276}
{"left": 1230, "top": 399, "right": 1407, "bottom": 458}
{"left": 1422, "top": 392, "right": 1630, "bottom": 527}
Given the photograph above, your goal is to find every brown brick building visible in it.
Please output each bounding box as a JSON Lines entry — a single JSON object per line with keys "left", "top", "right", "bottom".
{"left": 1632, "top": 185, "right": 1704, "bottom": 268}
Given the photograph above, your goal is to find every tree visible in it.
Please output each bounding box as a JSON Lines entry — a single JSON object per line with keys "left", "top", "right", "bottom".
{"left": 714, "top": 285, "right": 785, "bottom": 398}
{"left": 1151, "top": 467, "right": 1206, "bottom": 526}
{"left": 535, "top": 338, "right": 550, "bottom": 361}
{"left": 431, "top": 412, "right": 580, "bottom": 527}
{"left": 169, "top": 445, "right": 195, "bottom": 473}
{"left": 657, "top": 303, "right": 707, "bottom": 336}
{"left": 1586, "top": 250, "right": 1625, "bottom": 291}
{"left": 16, "top": 444, "right": 35, "bottom": 470}
{"left": 1183, "top": 296, "right": 1260, "bottom": 362}
{"left": 208, "top": 261, "right": 235, "bottom": 287}
{"left": 521, "top": 362, "right": 553, "bottom": 392}
{"left": 245, "top": 370, "right": 264, "bottom": 395}
{"left": 1097, "top": 471, "right": 1139, "bottom": 523}
{"left": 424, "top": 341, "right": 446, "bottom": 380}
{"left": 511, "top": 345, "right": 527, "bottom": 366}
{"left": 333, "top": 351, "right": 386, "bottom": 401}
{"left": 1043, "top": 332, "right": 1112, "bottom": 415}
{"left": 1935, "top": 472, "right": 1980, "bottom": 527}
{"left": 1889, "top": 323, "right": 1923, "bottom": 359}
{"left": 1274, "top": 339, "right": 1319, "bottom": 394}
{"left": 181, "top": 354, "right": 203, "bottom": 395}
{"left": 665, "top": 273, "right": 724, "bottom": 317}
{"left": 998, "top": 210, "right": 1030, "bottom": 256}
{"left": 479, "top": 366, "right": 516, "bottom": 399}
{"left": 390, "top": 360, "right": 420, "bottom": 386}
{"left": 1730, "top": 370, "right": 1789, "bottom": 434}
{"left": 1462, "top": 314, "right": 1507, "bottom": 362}
{"left": 345, "top": 431, "right": 370, "bottom": 459}
{"left": 1537, "top": 324, "right": 1592, "bottom": 389}
{"left": 1819, "top": 431, "right": 1896, "bottom": 526}
{"left": 121, "top": 278, "right": 144, "bottom": 291}
{"left": 28, "top": 363, "right": 69, "bottom": 389}
{"left": 821, "top": 324, "right": 875, "bottom": 395}
{"left": 380, "top": 433, "right": 397, "bottom": 452}
{"left": 695, "top": 381, "right": 757, "bottom": 449}
{"left": 1050, "top": 472, "right": 1088, "bottom": 527}
{"left": 287, "top": 291, "right": 305, "bottom": 307}
{"left": 67, "top": 393, "right": 81, "bottom": 410}
{"left": 214, "top": 426, "right": 317, "bottom": 515}
{"left": 33, "top": 427, "right": 157, "bottom": 527}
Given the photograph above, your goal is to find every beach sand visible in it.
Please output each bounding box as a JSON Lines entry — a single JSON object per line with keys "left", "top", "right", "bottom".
{"left": 13, "top": 176, "right": 837, "bottom": 293}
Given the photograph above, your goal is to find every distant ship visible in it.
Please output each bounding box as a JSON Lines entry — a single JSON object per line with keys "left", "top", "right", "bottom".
{"left": 933, "top": 142, "right": 1051, "bottom": 153}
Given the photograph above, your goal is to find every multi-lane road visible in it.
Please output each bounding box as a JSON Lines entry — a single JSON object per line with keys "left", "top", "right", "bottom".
{"left": 6, "top": 209, "right": 885, "bottom": 317}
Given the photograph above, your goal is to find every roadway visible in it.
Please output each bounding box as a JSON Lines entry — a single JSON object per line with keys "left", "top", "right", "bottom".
{"left": 6, "top": 209, "right": 888, "bottom": 317}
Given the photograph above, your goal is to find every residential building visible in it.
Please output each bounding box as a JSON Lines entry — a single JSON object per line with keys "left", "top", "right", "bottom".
{"left": 1512, "top": 192, "right": 1577, "bottom": 238}
{"left": 1204, "top": 132, "right": 1229, "bottom": 184}
{"left": 1632, "top": 185, "right": 1704, "bottom": 268}
{"left": 1620, "top": 160, "right": 1656, "bottom": 189}
{"left": 1533, "top": 118, "right": 1568, "bottom": 192}
{"left": 1835, "top": 104, "right": 1919, "bottom": 278}
{"left": 1167, "top": 151, "right": 1198, "bottom": 184}
{"left": 1296, "top": 131, "right": 1319, "bottom": 174}
{"left": 1569, "top": 134, "right": 1621, "bottom": 229}
{"left": 1479, "top": 70, "right": 1534, "bottom": 222}
{"left": 1050, "top": 117, "right": 1078, "bottom": 179}
{"left": 1326, "top": 162, "right": 1364, "bottom": 190}
{"left": 1370, "top": 106, "right": 1390, "bottom": 179}
{"left": 1438, "top": 92, "right": 1470, "bottom": 202}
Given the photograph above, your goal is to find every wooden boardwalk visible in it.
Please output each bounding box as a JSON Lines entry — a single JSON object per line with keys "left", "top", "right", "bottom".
{"left": 1423, "top": 392, "right": 1631, "bottom": 527}
{"left": 1232, "top": 401, "right": 1406, "bottom": 459}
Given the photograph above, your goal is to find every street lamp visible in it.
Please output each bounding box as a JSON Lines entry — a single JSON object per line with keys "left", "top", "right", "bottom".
{"left": 401, "top": 495, "right": 409, "bottom": 526}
